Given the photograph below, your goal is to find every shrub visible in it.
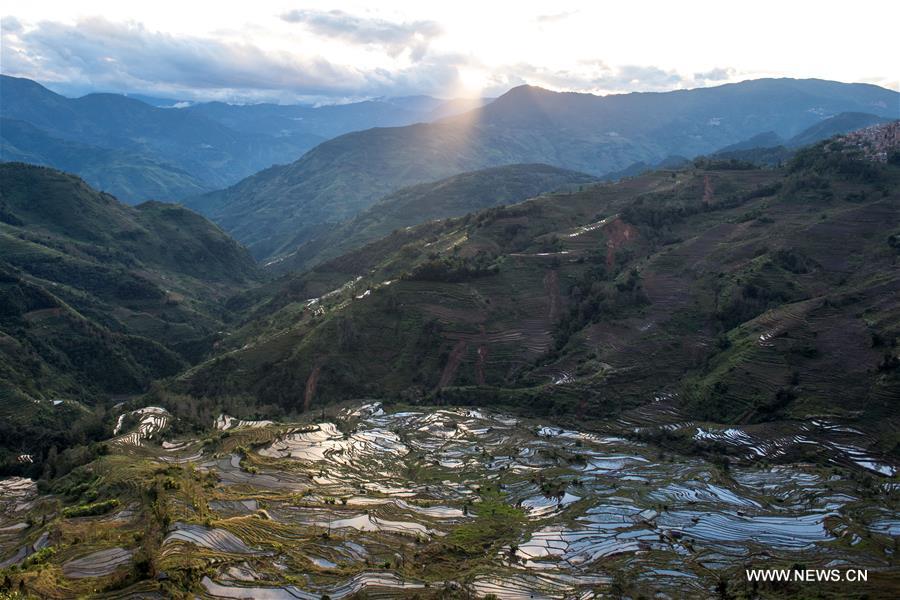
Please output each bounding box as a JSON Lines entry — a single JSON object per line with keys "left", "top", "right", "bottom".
{"left": 403, "top": 252, "right": 498, "bottom": 282}
{"left": 62, "top": 498, "right": 120, "bottom": 518}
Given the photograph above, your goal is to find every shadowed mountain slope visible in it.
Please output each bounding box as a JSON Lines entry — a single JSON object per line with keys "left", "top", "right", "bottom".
{"left": 0, "top": 118, "right": 209, "bottom": 201}
{"left": 177, "top": 127, "right": 900, "bottom": 456}
{"left": 186, "top": 78, "right": 899, "bottom": 259}
{"left": 270, "top": 164, "right": 597, "bottom": 272}
{"left": 787, "top": 111, "right": 891, "bottom": 147}
{"left": 0, "top": 76, "right": 313, "bottom": 201}
{"left": 0, "top": 163, "right": 266, "bottom": 462}
{"left": 0, "top": 163, "right": 263, "bottom": 424}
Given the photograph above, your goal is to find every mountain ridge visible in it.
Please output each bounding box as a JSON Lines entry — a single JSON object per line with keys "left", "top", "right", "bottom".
{"left": 186, "top": 78, "right": 900, "bottom": 259}
{"left": 0, "top": 117, "right": 210, "bottom": 201}
{"left": 269, "top": 163, "right": 597, "bottom": 272}
{"left": 0, "top": 74, "right": 495, "bottom": 203}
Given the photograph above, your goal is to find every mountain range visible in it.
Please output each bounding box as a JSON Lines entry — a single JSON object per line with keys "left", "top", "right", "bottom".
{"left": 0, "top": 117, "right": 209, "bottom": 200}
{"left": 183, "top": 78, "right": 899, "bottom": 260}
{"left": 0, "top": 76, "right": 898, "bottom": 471}
{"left": 0, "top": 75, "right": 486, "bottom": 203}
{"left": 608, "top": 112, "right": 895, "bottom": 176}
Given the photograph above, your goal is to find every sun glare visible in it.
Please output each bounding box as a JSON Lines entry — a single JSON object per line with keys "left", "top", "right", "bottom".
{"left": 454, "top": 67, "right": 489, "bottom": 98}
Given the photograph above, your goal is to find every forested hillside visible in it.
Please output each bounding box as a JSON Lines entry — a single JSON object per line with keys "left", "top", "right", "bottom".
{"left": 0, "top": 164, "right": 262, "bottom": 468}
{"left": 175, "top": 128, "right": 900, "bottom": 456}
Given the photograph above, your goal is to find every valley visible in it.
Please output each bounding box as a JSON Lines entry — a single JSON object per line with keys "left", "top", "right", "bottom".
{"left": 0, "top": 163, "right": 263, "bottom": 466}
{"left": 0, "top": 58, "right": 898, "bottom": 598}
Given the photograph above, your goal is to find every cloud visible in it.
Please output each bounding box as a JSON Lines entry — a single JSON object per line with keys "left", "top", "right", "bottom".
{"left": 281, "top": 9, "right": 442, "bottom": 60}
{"left": 0, "top": 16, "right": 743, "bottom": 102}
{"left": 535, "top": 11, "right": 578, "bottom": 24}
{"left": 484, "top": 61, "right": 694, "bottom": 96}
{"left": 609, "top": 65, "right": 685, "bottom": 90}
{"left": 694, "top": 67, "right": 737, "bottom": 82}
{"left": 0, "top": 17, "right": 464, "bottom": 101}
{"left": 463, "top": 61, "right": 747, "bottom": 99}
{"left": 0, "top": 15, "right": 22, "bottom": 33}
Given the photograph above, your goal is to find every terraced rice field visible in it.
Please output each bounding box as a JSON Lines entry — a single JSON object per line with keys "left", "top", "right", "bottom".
{"left": 2, "top": 401, "right": 897, "bottom": 598}
{"left": 194, "top": 405, "right": 896, "bottom": 597}
{"left": 62, "top": 548, "right": 133, "bottom": 579}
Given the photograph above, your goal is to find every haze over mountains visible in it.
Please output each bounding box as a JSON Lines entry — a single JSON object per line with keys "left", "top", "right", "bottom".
{"left": 181, "top": 78, "right": 899, "bottom": 259}
{"left": 0, "top": 75, "right": 487, "bottom": 203}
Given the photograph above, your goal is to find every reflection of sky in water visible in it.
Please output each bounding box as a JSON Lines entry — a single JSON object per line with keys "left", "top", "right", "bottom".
{"left": 81, "top": 401, "right": 893, "bottom": 599}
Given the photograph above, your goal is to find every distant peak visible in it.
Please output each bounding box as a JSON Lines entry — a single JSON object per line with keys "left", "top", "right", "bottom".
{"left": 499, "top": 84, "right": 554, "bottom": 98}
{"left": 489, "top": 85, "right": 561, "bottom": 111}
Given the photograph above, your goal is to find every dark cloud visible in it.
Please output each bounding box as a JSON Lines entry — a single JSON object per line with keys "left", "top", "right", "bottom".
{"left": 0, "top": 17, "right": 463, "bottom": 101}
{"left": 281, "top": 9, "right": 441, "bottom": 59}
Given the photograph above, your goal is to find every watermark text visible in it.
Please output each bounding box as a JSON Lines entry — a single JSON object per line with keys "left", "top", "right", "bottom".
{"left": 746, "top": 568, "right": 868, "bottom": 583}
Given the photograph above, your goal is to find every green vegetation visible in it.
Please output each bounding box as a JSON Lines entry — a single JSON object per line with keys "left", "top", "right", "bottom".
{"left": 61, "top": 498, "right": 120, "bottom": 518}
{"left": 444, "top": 491, "right": 525, "bottom": 556}
{"left": 0, "top": 163, "right": 263, "bottom": 473}
{"left": 171, "top": 133, "right": 899, "bottom": 455}
{"left": 274, "top": 164, "right": 596, "bottom": 272}
{"left": 403, "top": 252, "right": 499, "bottom": 283}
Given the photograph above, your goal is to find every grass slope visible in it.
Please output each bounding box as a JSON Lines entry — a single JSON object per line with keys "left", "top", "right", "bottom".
{"left": 179, "top": 135, "right": 900, "bottom": 455}
{"left": 271, "top": 164, "right": 597, "bottom": 272}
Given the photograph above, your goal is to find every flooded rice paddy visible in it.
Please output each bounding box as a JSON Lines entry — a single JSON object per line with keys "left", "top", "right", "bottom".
{"left": 189, "top": 404, "right": 899, "bottom": 596}
{"left": 1, "top": 402, "right": 897, "bottom": 598}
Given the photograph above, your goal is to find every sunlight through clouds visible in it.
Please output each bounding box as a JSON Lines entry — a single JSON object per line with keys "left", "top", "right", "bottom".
{"left": 1, "top": 0, "right": 897, "bottom": 101}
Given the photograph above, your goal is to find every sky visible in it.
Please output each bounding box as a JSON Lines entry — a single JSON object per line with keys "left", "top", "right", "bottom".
{"left": 1, "top": 0, "right": 898, "bottom": 104}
